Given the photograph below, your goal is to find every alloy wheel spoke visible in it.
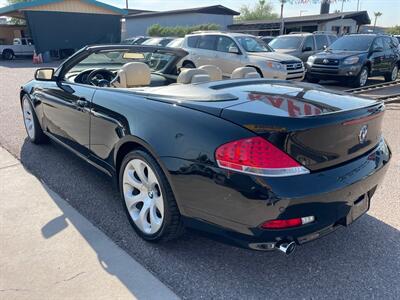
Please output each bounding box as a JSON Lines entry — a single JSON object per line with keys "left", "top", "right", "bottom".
{"left": 138, "top": 200, "right": 151, "bottom": 232}
{"left": 124, "top": 169, "right": 143, "bottom": 190}
{"left": 132, "top": 160, "right": 150, "bottom": 188}
{"left": 125, "top": 191, "right": 147, "bottom": 210}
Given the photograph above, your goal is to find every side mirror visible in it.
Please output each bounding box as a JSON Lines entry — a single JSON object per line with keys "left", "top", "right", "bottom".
{"left": 302, "top": 46, "right": 312, "bottom": 52}
{"left": 372, "top": 47, "right": 384, "bottom": 53}
{"left": 35, "top": 68, "right": 55, "bottom": 81}
{"left": 228, "top": 46, "right": 240, "bottom": 54}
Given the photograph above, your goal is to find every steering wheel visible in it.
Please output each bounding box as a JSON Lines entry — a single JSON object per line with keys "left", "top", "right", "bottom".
{"left": 87, "top": 69, "right": 115, "bottom": 87}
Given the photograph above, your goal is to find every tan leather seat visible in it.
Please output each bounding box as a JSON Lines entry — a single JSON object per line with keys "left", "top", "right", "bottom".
{"left": 111, "top": 62, "right": 151, "bottom": 88}
{"left": 198, "top": 65, "right": 223, "bottom": 81}
{"left": 177, "top": 68, "right": 210, "bottom": 84}
{"left": 231, "top": 67, "right": 261, "bottom": 79}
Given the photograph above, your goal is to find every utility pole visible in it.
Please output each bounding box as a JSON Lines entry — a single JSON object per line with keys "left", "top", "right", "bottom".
{"left": 357, "top": 0, "right": 360, "bottom": 11}
{"left": 341, "top": 0, "right": 345, "bottom": 12}
{"left": 126, "top": 0, "right": 129, "bottom": 9}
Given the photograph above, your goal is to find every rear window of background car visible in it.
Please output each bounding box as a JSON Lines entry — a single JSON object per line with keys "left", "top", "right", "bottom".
{"left": 187, "top": 36, "right": 200, "bottom": 48}
{"left": 303, "top": 36, "right": 314, "bottom": 50}
{"left": 315, "top": 35, "right": 329, "bottom": 50}
{"left": 197, "top": 35, "right": 217, "bottom": 50}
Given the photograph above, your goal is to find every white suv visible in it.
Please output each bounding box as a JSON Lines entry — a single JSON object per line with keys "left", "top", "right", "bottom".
{"left": 179, "top": 32, "right": 305, "bottom": 80}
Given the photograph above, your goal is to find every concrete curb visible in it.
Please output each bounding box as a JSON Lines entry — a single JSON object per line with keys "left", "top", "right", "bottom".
{"left": 0, "top": 146, "right": 180, "bottom": 300}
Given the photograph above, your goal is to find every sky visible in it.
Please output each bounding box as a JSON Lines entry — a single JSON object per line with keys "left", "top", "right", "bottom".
{"left": 0, "top": 0, "right": 399, "bottom": 27}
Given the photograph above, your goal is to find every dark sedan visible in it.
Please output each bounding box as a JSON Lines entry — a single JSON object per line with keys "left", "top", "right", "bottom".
{"left": 20, "top": 45, "right": 391, "bottom": 254}
{"left": 306, "top": 34, "right": 399, "bottom": 87}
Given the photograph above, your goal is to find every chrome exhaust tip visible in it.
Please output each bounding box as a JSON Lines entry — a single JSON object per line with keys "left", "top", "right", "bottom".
{"left": 276, "top": 241, "right": 296, "bottom": 255}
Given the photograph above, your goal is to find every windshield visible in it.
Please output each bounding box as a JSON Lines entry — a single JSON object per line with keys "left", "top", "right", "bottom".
{"left": 328, "top": 35, "right": 375, "bottom": 51}
{"left": 167, "top": 38, "right": 183, "bottom": 48}
{"left": 142, "top": 38, "right": 173, "bottom": 47}
{"left": 269, "top": 36, "right": 303, "bottom": 49}
{"left": 235, "top": 36, "right": 272, "bottom": 52}
{"left": 67, "top": 50, "right": 176, "bottom": 75}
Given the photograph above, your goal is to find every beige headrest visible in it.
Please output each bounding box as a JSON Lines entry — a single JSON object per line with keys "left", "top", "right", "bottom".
{"left": 191, "top": 74, "right": 211, "bottom": 84}
{"left": 231, "top": 67, "right": 261, "bottom": 79}
{"left": 198, "top": 65, "right": 223, "bottom": 81}
{"left": 177, "top": 68, "right": 209, "bottom": 84}
{"left": 245, "top": 72, "right": 261, "bottom": 79}
{"left": 111, "top": 62, "right": 151, "bottom": 88}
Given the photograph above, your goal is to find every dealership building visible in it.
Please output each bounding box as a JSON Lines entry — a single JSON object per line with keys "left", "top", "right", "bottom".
{"left": 0, "top": 0, "right": 126, "bottom": 54}
{"left": 123, "top": 5, "right": 239, "bottom": 38}
{"left": 229, "top": 11, "right": 371, "bottom": 36}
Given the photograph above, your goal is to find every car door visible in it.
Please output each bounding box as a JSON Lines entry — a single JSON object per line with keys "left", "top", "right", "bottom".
{"left": 192, "top": 35, "right": 218, "bottom": 68}
{"left": 12, "top": 38, "right": 23, "bottom": 55}
{"left": 370, "top": 37, "right": 386, "bottom": 75}
{"left": 35, "top": 79, "right": 95, "bottom": 156}
{"left": 382, "top": 36, "right": 397, "bottom": 71}
{"left": 300, "top": 36, "right": 315, "bottom": 62}
{"left": 214, "top": 36, "right": 243, "bottom": 76}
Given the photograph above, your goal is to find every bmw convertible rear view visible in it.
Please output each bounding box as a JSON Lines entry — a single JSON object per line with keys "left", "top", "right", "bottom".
{"left": 20, "top": 45, "right": 391, "bottom": 254}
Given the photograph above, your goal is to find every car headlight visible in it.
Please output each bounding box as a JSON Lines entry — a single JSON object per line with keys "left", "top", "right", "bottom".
{"left": 343, "top": 56, "right": 360, "bottom": 65}
{"left": 266, "top": 61, "right": 285, "bottom": 71}
{"left": 307, "top": 56, "right": 316, "bottom": 64}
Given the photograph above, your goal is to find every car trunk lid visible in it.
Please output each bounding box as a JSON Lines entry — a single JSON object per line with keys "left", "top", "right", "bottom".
{"left": 212, "top": 80, "right": 385, "bottom": 171}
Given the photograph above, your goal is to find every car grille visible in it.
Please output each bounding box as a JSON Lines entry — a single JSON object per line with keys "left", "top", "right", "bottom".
{"left": 282, "top": 60, "right": 305, "bottom": 80}
{"left": 310, "top": 58, "right": 340, "bottom": 74}
{"left": 314, "top": 58, "right": 339, "bottom": 65}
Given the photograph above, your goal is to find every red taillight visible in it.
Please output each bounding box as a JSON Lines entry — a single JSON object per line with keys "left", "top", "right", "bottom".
{"left": 262, "top": 216, "right": 315, "bottom": 229}
{"left": 215, "top": 137, "right": 309, "bottom": 177}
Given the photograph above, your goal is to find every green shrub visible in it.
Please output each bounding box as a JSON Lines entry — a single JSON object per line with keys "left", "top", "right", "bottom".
{"left": 147, "top": 23, "right": 220, "bottom": 37}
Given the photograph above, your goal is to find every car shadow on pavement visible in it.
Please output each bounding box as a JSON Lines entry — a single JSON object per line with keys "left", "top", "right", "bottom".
{"left": 19, "top": 139, "right": 400, "bottom": 299}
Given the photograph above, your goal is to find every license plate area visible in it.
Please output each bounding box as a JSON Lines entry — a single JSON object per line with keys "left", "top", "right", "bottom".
{"left": 346, "top": 194, "right": 370, "bottom": 226}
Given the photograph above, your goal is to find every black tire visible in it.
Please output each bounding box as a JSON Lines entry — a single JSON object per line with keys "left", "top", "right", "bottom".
{"left": 119, "top": 150, "right": 184, "bottom": 242}
{"left": 21, "top": 95, "right": 48, "bottom": 144}
{"left": 384, "top": 64, "right": 399, "bottom": 82}
{"left": 182, "top": 61, "right": 195, "bottom": 68}
{"left": 350, "top": 66, "right": 369, "bottom": 88}
{"left": 2, "top": 49, "right": 14, "bottom": 60}
{"left": 306, "top": 73, "right": 320, "bottom": 83}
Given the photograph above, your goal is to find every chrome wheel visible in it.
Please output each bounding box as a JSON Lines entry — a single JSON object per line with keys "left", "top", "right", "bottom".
{"left": 122, "top": 159, "right": 164, "bottom": 235}
{"left": 391, "top": 65, "right": 398, "bottom": 81}
{"left": 359, "top": 68, "right": 368, "bottom": 87}
{"left": 22, "top": 97, "right": 35, "bottom": 140}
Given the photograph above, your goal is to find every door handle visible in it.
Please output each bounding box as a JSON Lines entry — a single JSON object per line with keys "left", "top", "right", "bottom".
{"left": 76, "top": 98, "right": 88, "bottom": 107}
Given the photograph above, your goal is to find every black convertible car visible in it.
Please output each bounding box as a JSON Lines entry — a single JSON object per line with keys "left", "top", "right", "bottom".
{"left": 21, "top": 45, "right": 391, "bottom": 254}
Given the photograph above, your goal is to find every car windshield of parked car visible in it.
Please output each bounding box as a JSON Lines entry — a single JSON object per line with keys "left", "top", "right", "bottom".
{"left": 166, "top": 38, "right": 183, "bottom": 48}
{"left": 328, "top": 36, "right": 375, "bottom": 51}
{"left": 66, "top": 50, "right": 175, "bottom": 75}
{"left": 269, "top": 36, "right": 303, "bottom": 49}
{"left": 235, "top": 36, "right": 272, "bottom": 52}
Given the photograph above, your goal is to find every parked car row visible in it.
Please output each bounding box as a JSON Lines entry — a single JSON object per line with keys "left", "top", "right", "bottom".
{"left": 123, "top": 32, "right": 399, "bottom": 87}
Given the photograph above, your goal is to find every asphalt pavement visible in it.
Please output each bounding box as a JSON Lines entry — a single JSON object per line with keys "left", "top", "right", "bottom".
{"left": 1, "top": 59, "right": 399, "bottom": 299}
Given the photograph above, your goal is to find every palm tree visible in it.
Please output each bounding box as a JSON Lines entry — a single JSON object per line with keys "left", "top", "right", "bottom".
{"left": 279, "top": 0, "right": 287, "bottom": 35}
{"left": 373, "top": 12, "right": 382, "bottom": 31}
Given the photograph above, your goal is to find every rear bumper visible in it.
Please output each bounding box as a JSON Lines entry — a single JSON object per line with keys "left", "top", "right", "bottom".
{"left": 162, "top": 139, "right": 391, "bottom": 250}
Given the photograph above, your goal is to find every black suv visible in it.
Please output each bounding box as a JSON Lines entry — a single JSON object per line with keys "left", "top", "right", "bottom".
{"left": 306, "top": 34, "right": 400, "bottom": 87}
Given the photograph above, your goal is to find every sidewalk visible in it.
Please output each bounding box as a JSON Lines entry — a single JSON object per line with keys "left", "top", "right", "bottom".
{"left": 0, "top": 146, "right": 179, "bottom": 300}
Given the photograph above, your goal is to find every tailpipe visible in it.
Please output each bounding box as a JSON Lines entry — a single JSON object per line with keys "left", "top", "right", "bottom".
{"left": 276, "top": 241, "right": 296, "bottom": 255}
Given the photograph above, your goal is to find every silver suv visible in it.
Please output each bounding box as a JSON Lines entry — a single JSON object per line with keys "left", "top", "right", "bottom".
{"left": 269, "top": 32, "right": 337, "bottom": 62}
{"left": 180, "top": 31, "right": 305, "bottom": 81}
